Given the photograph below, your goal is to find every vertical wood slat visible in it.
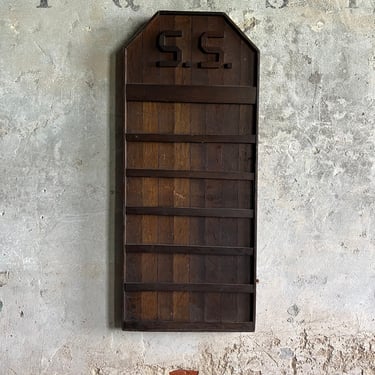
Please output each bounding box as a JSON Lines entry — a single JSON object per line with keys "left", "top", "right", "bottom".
{"left": 245, "top": 34, "right": 258, "bottom": 324}
{"left": 173, "top": 14, "right": 192, "bottom": 322}
{"left": 221, "top": 20, "right": 241, "bottom": 322}
{"left": 189, "top": 14, "right": 208, "bottom": 323}
{"left": 157, "top": 14, "right": 175, "bottom": 323}
{"left": 238, "top": 39, "right": 250, "bottom": 322}
{"left": 140, "top": 16, "right": 160, "bottom": 322}
{"left": 124, "top": 11, "right": 258, "bottom": 331}
{"left": 124, "top": 27, "right": 144, "bottom": 321}
{"left": 204, "top": 15, "right": 224, "bottom": 323}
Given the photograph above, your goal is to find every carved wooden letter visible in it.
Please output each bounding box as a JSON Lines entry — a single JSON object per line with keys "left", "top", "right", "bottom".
{"left": 157, "top": 30, "right": 183, "bottom": 67}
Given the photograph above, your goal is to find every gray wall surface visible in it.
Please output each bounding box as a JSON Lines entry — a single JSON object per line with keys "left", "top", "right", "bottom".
{"left": 1, "top": 0, "right": 374, "bottom": 374}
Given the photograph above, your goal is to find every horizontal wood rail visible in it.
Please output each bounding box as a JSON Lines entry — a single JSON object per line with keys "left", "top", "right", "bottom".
{"left": 126, "top": 134, "right": 256, "bottom": 144}
{"left": 126, "top": 84, "right": 257, "bottom": 104}
{"left": 126, "top": 206, "right": 254, "bottom": 218}
{"left": 126, "top": 244, "right": 254, "bottom": 256}
{"left": 123, "top": 320, "right": 255, "bottom": 332}
{"left": 126, "top": 169, "right": 254, "bottom": 181}
{"left": 124, "top": 282, "right": 255, "bottom": 293}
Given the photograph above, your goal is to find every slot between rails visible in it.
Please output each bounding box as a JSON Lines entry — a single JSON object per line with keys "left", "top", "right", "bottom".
{"left": 126, "top": 244, "right": 254, "bottom": 256}
{"left": 126, "top": 134, "right": 256, "bottom": 144}
{"left": 124, "top": 282, "right": 255, "bottom": 293}
{"left": 126, "top": 206, "right": 254, "bottom": 218}
{"left": 123, "top": 320, "right": 255, "bottom": 332}
{"left": 126, "top": 169, "right": 254, "bottom": 181}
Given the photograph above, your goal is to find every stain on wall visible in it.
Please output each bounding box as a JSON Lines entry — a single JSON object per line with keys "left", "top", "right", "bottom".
{"left": 266, "top": 0, "right": 288, "bottom": 9}
{"left": 0, "top": 271, "right": 10, "bottom": 287}
{"left": 348, "top": 0, "right": 358, "bottom": 8}
{"left": 0, "top": 0, "right": 374, "bottom": 374}
{"left": 123, "top": 0, "right": 140, "bottom": 11}
{"left": 37, "top": 0, "right": 50, "bottom": 8}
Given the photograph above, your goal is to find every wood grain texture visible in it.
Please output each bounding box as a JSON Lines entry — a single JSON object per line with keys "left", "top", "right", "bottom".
{"left": 124, "top": 11, "right": 258, "bottom": 331}
{"left": 126, "top": 134, "right": 256, "bottom": 143}
{"left": 172, "top": 15, "right": 192, "bottom": 321}
{"left": 126, "top": 169, "right": 254, "bottom": 180}
{"left": 126, "top": 84, "right": 256, "bottom": 104}
{"left": 126, "top": 207, "right": 254, "bottom": 218}
{"left": 139, "top": 15, "right": 160, "bottom": 322}
{"left": 126, "top": 244, "right": 254, "bottom": 256}
{"left": 125, "top": 283, "right": 255, "bottom": 293}
{"left": 124, "top": 320, "right": 255, "bottom": 331}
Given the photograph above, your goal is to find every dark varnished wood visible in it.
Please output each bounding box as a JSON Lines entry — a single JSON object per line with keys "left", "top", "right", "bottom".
{"left": 125, "top": 282, "right": 255, "bottom": 293}
{"left": 126, "top": 169, "right": 254, "bottom": 180}
{"left": 126, "top": 84, "right": 256, "bottom": 104}
{"left": 124, "top": 11, "right": 259, "bottom": 332}
{"left": 123, "top": 320, "right": 255, "bottom": 331}
{"left": 126, "top": 206, "right": 254, "bottom": 218}
{"left": 156, "top": 14, "right": 176, "bottom": 322}
{"left": 126, "top": 244, "right": 254, "bottom": 256}
{"left": 126, "top": 134, "right": 256, "bottom": 144}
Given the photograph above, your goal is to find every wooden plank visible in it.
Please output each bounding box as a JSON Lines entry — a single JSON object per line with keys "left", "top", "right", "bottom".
{"left": 125, "top": 282, "right": 255, "bottom": 293}
{"left": 157, "top": 14, "right": 176, "bottom": 322}
{"left": 172, "top": 14, "right": 192, "bottom": 322}
{"left": 126, "top": 84, "right": 257, "bottom": 104}
{"left": 220, "top": 20, "right": 241, "bottom": 322}
{"left": 126, "top": 134, "right": 256, "bottom": 144}
{"left": 125, "top": 133, "right": 143, "bottom": 321}
{"left": 204, "top": 14, "right": 225, "bottom": 323}
{"left": 126, "top": 207, "right": 254, "bottom": 218}
{"left": 126, "top": 244, "right": 254, "bottom": 256}
{"left": 123, "top": 320, "right": 255, "bottom": 331}
{"left": 156, "top": 130, "right": 175, "bottom": 307}
{"left": 188, "top": 14, "right": 208, "bottom": 323}
{"left": 126, "top": 169, "right": 254, "bottom": 181}
{"left": 238, "top": 38, "right": 255, "bottom": 324}
{"left": 139, "top": 15, "right": 160, "bottom": 322}
{"left": 124, "top": 28, "right": 144, "bottom": 323}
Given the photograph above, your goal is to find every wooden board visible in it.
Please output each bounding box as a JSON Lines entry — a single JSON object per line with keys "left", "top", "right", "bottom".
{"left": 123, "top": 11, "right": 259, "bottom": 331}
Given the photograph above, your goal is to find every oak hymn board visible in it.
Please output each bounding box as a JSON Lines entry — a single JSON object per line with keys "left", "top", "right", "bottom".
{"left": 124, "top": 11, "right": 259, "bottom": 331}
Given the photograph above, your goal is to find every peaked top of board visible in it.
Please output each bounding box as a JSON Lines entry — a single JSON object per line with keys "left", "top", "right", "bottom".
{"left": 124, "top": 10, "right": 259, "bottom": 54}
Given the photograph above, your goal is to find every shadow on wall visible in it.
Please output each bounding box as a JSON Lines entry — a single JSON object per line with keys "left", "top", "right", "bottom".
{"left": 108, "top": 16, "right": 152, "bottom": 329}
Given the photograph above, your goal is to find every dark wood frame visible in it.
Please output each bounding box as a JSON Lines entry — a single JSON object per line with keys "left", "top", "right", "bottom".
{"left": 123, "top": 11, "right": 259, "bottom": 332}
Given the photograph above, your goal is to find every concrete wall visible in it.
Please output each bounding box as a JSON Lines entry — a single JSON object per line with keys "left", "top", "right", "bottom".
{"left": 1, "top": 0, "right": 374, "bottom": 374}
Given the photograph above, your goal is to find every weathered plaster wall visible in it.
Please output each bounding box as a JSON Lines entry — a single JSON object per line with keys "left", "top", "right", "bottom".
{"left": 0, "top": 0, "right": 374, "bottom": 374}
